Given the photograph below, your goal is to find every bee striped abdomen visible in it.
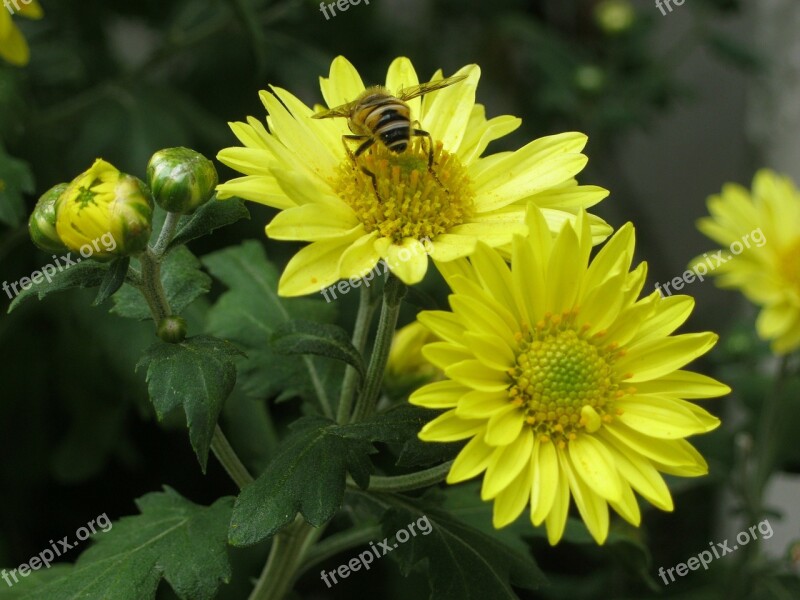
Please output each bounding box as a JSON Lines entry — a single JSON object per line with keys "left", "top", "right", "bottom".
{"left": 365, "top": 102, "right": 411, "bottom": 153}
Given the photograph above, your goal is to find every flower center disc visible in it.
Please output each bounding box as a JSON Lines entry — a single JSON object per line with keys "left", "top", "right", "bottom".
{"left": 334, "top": 138, "right": 474, "bottom": 243}
{"left": 508, "top": 312, "right": 629, "bottom": 444}
{"left": 778, "top": 239, "right": 800, "bottom": 294}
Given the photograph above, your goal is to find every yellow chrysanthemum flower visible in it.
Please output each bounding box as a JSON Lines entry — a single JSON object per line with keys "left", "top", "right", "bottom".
{"left": 694, "top": 170, "right": 800, "bottom": 354}
{"left": 0, "top": 0, "right": 43, "bottom": 66}
{"left": 410, "top": 207, "right": 728, "bottom": 545}
{"left": 217, "top": 56, "right": 611, "bottom": 297}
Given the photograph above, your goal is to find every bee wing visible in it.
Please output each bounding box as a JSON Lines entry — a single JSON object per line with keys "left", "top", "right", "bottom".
{"left": 311, "top": 100, "right": 358, "bottom": 119}
{"left": 395, "top": 74, "right": 469, "bottom": 102}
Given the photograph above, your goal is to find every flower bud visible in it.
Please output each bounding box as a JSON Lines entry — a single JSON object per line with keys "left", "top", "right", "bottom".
{"left": 157, "top": 316, "right": 188, "bottom": 343}
{"left": 385, "top": 322, "right": 442, "bottom": 396}
{"left": 147, "top": 147, "right": 218, "bottom": 214}
{"left": 594, "top": 0, "right": 635, "bottom": 35}
{"left": 56, "top": 159, "right": 154, "bottom": 259}
{"left": 28, "top": 183, "right": 69, "bottom": 253}
{"left": 574, "top": 65, "right": 606, "bottom": 94}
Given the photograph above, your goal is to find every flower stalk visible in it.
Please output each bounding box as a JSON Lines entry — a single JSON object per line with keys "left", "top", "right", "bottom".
{"left": 350, "top": 274, "right": 406, "bottom": 422}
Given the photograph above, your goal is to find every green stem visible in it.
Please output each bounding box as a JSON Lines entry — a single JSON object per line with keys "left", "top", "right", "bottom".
{"left": 350, "top": 275, "right": 406, "bottom": 422}
{"left": 211, "top": 425, "right": 254, "bottom": 489}
{"left": 297, "top": 525, "right": 381, "bottom": 578}
{"left": 357, "top": 461, "right": 454, "bottom": 493}
{"left": 337, "top": 284, "right": 379, "bottom": 423}
{"left": 138, "top": 249, "right": 171, "bottom": 322}
{"left": 754, "top": 354, "right": 793, "bottom": 498}
{"left": 138, "top": 240, "right": 255, "bottom": 493}
{"left": 249, "top": 518, "right": 323, "bottom": 600}
{"left": 151, "top": 211, "right": 182, "bottom": 257}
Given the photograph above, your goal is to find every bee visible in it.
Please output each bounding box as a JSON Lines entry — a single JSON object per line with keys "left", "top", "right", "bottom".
{"left": 312, "top": 74, "right": 468, "bottom": 196}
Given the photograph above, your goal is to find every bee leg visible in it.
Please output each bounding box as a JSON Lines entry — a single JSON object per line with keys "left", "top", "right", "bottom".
{"left": 412, "top": 129, "right": 445, "bottom": 190}
{"left": 344, "top": 135, "right": 383, "bottom": 202}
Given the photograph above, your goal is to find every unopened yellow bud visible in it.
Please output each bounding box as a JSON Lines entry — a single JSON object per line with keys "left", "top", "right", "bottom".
{"left": 55, "top": 159, "right": 154, "bottom": 259}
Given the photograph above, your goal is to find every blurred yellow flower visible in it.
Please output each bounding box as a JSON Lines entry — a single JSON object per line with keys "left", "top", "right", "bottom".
{"left": 217, "top": 56, "right": 610, "bottom": 297}
{"left": 410, "top": 207, "right": 728, "bottom": 545}
{"left": 694, "top": 170, "right": 800, "bottom": 354}
{"left": 386, "top": 321, "right": 441, "bottom": 381}
{"left": 0, "top": 0, "right": 43, "bottom": 66}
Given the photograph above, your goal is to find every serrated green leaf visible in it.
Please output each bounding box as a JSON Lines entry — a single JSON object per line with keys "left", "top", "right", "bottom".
{"left": 0, "top": 144, "right": 34, "bottom": 228}
{"left": 272, "top": 319, "right": 365, "bottom": 383}
{"left": 93, "top": 256, "right": 130, "bottom": 306}
{"left": 201, "top": 241, "right": 336, "bottom": 405}
{"left": 136, "top": 335, "right": 243, "bottom": 471}
{"left": 0, "top": 488, "right": 233, "bottom": 600}
{"left": 339, "top": 404, "right": 430, "bottom": 443}
{"left": 111, "top": 246, "right": 211, "bottom": 320}
{"left": 167, "top": 197, "right": 250, "bottom": 251}
{"left": 230, "top": 416, "right": 374, "bottom": 545}
{"left": 354, "top": 490, "right": 544, "bottom": 599}
{"left": 7, "top": 259, "right": 108, "bottom": 313}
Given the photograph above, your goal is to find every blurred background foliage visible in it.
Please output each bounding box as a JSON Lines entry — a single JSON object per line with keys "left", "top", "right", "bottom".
{"left": 2, "top": 0, "right": 798, "bottom": 598}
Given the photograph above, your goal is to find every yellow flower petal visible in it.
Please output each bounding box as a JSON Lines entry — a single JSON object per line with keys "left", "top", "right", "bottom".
{"left": 482, "top": 428, "right": 534, "bottom": 500}
{"left": 419, "top": 410, "right": 484, "bottom": 442}
{"left": 447, "top": 432, "right": 494, "bottom": 483}
{"left": 409, "top": 380, "right": 468, "bottom": 409}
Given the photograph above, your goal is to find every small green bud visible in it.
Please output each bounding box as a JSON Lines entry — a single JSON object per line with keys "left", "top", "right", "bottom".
{"left": 157, "top": 316, "right": 188, "bottom": 343}
{"left": 147, "top": 147, "right": 218, "bottom": 214}
{"left": 56, "top": 159, "right": 154, "bottom": 260}
{"left": 574, "top": 65, "right": 606, "bottom": 94}
{"left": 29, "top": 183, "right": 69, "bottom": 253}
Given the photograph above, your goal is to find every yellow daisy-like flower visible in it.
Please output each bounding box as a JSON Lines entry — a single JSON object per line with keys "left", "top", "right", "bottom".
{"left": 410, "top": 207, "right": 728, "bottom": 545}
{"left": 694, "top": 169, "right": 800, "bottom": 354}
{"left": 0, "top": 0, "right": 43, "bottom": 66}
{"left": 216, "top": 56, "right": 611, "bottom": 297}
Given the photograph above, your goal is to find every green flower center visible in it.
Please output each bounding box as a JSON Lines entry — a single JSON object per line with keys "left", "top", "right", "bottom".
{"left": 508, "top": 311, "right": 632, "bottom": 446}
{"left": 333, "top": 138, "right": 474, "bottom": 243}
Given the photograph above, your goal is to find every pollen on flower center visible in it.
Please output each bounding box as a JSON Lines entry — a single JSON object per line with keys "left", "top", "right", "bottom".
{"left": 508, "top": 311, "right": 632, "bottom": 445}
{"left": 333, "top": 138, "right": 475, "bottom": 243}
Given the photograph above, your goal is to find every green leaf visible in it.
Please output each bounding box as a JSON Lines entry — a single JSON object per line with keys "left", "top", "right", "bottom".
{"left": 339, "top": 404, "right": 430, "bottom": 443}
{"left": 202, "top": 241, "right": 336, "bottom": 404}
{"left": 0, "top": 488, "right": 233, "bottom": 600}
{"left": 167, "top": 197, "right": 250, "bottom": 251}
{"left": 229, "top": 416, "right": 374, "bottom": 545}
{"left": 272, "top": 319, "right": 365, "bottom": 384}
{"left": 704, "top": 31, "right": 762, "bottom": 71}
{"left": 354, "top": 490, "right": 544, "bottom": 599}
{"left": 136, "top": 335, "right": 243, "bottom": 471}
{"left": 112, "top": 246, "right": 211, "bottom": 320}
{"left": 0, "top": 143, "right": 34, "bottom": 228}
{"left": 92, "top": 256, "right": 130, "bottom": 306}
{"left": 7, "top": 259, "right": 108, "bottom": 313}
